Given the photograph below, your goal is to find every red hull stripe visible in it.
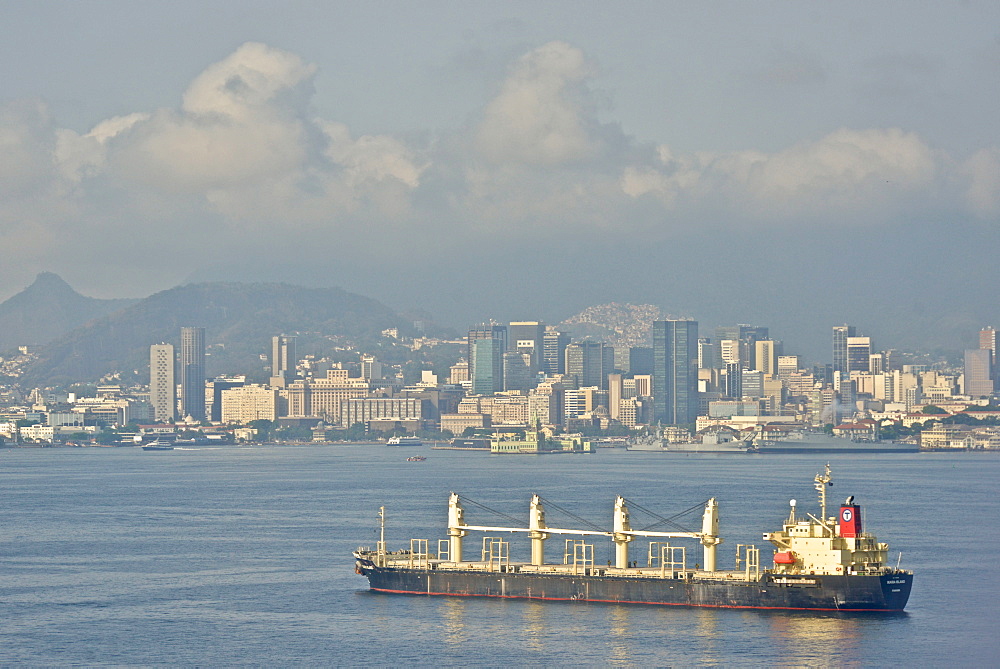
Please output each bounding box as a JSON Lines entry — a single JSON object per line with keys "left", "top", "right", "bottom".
{"left": 368, "top": 587, "right": 901, "bottom": 612}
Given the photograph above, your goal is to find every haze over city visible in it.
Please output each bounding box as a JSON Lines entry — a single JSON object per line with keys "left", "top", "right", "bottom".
{"left": 2, "top": 2, "right": 998, "bottom": 358}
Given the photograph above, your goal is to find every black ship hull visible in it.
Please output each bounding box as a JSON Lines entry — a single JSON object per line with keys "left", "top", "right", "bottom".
{"left": 356, "top": 562, "right": 912, "bottom": 612}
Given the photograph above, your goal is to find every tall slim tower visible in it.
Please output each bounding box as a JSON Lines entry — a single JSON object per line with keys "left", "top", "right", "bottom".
{"left": 542, "top": 327, "right": 570, "bottom": 375}
{"left": 180, "top": 327, "right": 206, "bottom": 421}
{"left": 271, "top": 335, "right": 297, "bottom": 380}
{"left": 981, "top": 327, "right": 997, "bottom": 372}
{"left": 149, "top": 344, "right": 175, "bottom": 423}
{"left": 653, "top": 320, "right": 699, "bottom": 426}
{"left": 471, "top": 338, "right": 503, "bottom": 395}
{"left": 832, "top": 325, "right": 856, "bottom": 373}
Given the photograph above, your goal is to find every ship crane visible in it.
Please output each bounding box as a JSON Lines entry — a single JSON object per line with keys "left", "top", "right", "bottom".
{"left": 447, "top": 492, "right": 721, "bottom": 571}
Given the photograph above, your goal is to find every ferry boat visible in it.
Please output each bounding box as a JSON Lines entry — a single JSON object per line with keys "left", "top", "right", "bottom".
{"left": 354, "top": 465, "right": 912, "bottom": 611}
{"left": 387, "top": 436, "right": 422, "bottom": 446}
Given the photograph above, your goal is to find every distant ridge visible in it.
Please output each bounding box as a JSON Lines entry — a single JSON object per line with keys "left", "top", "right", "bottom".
{"left": 0, "top": 272, "right": 137, "bottom": 352}
{"left": 560, "top": 303, "right": 672, "bottom": 347}
{"left": 17, "top": 281, "right": 404, "bottom": 386}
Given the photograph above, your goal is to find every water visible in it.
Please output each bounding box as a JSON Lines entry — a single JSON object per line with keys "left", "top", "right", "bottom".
{"left": 1, "top": 446, "right": 997, "bottom": 666}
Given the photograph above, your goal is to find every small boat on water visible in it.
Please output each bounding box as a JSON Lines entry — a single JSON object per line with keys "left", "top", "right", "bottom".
{"left": 406, "top": 456, "right": 427, "bottom": 462}
{"left": 387, "top": 436, "right": 422, "bottom": 446}
{"left": 141, "top": 439, "right": 174, "bottom": 451}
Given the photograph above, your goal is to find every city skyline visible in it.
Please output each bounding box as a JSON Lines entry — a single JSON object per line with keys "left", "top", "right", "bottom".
{"left": 0, "top": 3, "right": 998, "bottom": 357}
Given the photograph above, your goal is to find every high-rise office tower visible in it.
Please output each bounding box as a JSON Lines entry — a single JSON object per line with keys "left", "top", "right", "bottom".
{"left": 653, "top": 320, "right": 699, "bottom": 425}
{"left": 149, "top": 343, "right": 175, "bottom": 423}
{"left": 271, "top": 335, "right": 297, "bottom": 380}
{"left": 360, "top": 354, "right": 383, "bottom": 381}
{"left": 964, "top": 349, "right": 994, "bottom": 397}
{"left": 502, "top": 351, "right": 534, "bottom": 392}
{"left": 754, "top": 340, "right": 780, "bottom": 378}
{"left": 508, "top": 321, "right": 545, "bottom": 371}
{"left": 471, "top": 338, "right": 503, "bottom": 395}
{"left": 832, "top": 325, "right": 857, "bottom": 373}
{"left": 981, "top": 327, "right": 997, "bottom": 370}
{"left": 714, "top": 325, "right": 768, "bottom": 369}
{"left": 846, "top": 336, "right": 872, "bottom": 374}
{"left": 542, "top": 327, "right": 570, "bottom": 375}
{"left": 564, "top": 341, "right": 615, "bottom": 390}
{"left": 467, "top": 323, "right": 507, "bottom": 368}
{"left": 723, "top": 361, "right": 742, "bottom": 399}
{"left": 180, "top": 326, "right": 206, "bottom": 421}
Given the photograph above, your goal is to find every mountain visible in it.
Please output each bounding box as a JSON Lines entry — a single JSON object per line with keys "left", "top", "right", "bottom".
{"left": 0, "top": 272, "right": 137, "bottom": 352}
{"left": 17, "top": 281, "right": 405, "bottom": 386}
{"left": 560, "top": 303, "right": 672, "bottom": 347}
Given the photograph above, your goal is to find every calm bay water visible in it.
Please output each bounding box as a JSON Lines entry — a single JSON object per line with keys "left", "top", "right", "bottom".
{"left": 1, "top": 445, "right": 997, "bottom": 666}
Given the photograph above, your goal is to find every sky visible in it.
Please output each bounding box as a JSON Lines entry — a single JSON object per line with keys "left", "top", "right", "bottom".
{"left": 1, "top": 1, "right": 998, "bottom": 360}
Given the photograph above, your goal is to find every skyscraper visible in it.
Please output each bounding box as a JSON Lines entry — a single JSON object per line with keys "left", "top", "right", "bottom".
{"left": 180, "top": 326, "right": 206, "bottom": 421}
{"left": 508, "top": 321, "right": 545, "bottom": 371}
{"left": 964, "top": 349, "right": 994, "bottom": 398}
{"left": 846, "top": 336, "right": 872, "bottom": 374}
{"left": 149, "top": 343, "right": 175, "bottom": 423}
{"left": 542, "top": 327, "right": 570, "bottom": 375}
{"left": 564, "top": 341, "right": 615, "bottom": 390}
{"left": 467, "top": 323, "right": 507, "bottom": 367}
{"left": 271, "top": 335, "right": 297, "bottom": 380}
{"left": 653, "top": 320, "right": 699, "bottom": 426}
{"left": 981, "top": 327, "right": 997, "bottom": 371}
{"left": 832, "top": 325, "right": 856, "bottom": 373}
{"left": 471, "top": 337, "right": 503, "bottom": 395}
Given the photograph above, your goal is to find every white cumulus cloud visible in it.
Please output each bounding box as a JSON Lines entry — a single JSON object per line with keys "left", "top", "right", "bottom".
{"left": 473, "top": 41, "right": 605, "bottom": 165}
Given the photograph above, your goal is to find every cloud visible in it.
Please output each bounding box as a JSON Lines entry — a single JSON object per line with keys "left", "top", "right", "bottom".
{"left": 620, "top": 127, "right": 939, "bottom": 224}
{"left": 0, "top": 40, "right": 997, "bottom": 302}
{"left": 472, "top": 41, "right": 607, "bottom": 165}
{"left": 962, "top": 148, "right": 1000, "bottom": 218}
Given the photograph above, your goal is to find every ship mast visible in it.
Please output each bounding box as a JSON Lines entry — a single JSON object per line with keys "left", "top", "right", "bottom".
{"left": 814, "top": 463, "right": 832, "bottom": 522}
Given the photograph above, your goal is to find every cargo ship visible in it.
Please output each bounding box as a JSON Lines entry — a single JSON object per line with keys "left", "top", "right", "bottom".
{"left": 354, "top": 465, "right": 912, "bottom": 611}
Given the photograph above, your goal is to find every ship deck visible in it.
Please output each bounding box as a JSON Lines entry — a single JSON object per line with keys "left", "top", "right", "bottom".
{"left": 368, "top": 555, "right": 764, "bottom": 583}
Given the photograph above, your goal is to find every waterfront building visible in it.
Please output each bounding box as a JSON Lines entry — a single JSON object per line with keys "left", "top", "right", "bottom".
{"left": 340, "top": 397, "right": 424, "bottom": 428}
{"left": 652, "top": 319, "right": 699, "bottom": 426}
{"left": 180, "top": 327, "right": 206, "bottom": 421}
{"left": 207, "top": 376, "right": 246, "bottom": 422}
{"left": 221, "top": 385, "right": 278, "bottom": 423}
{"left": 284, "top": 368, "right": 371, "bottom": 424}
{"left": 149, "top": 343, "right": 175, "bottom": 423}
